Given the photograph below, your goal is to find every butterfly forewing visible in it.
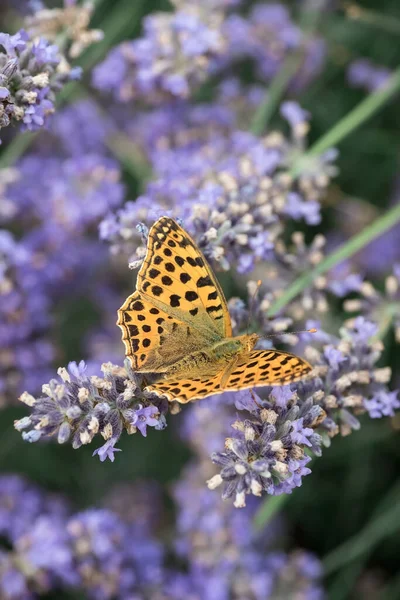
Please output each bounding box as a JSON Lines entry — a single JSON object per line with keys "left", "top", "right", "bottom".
{"left": 117, "top": 217, "right": 232, "bottom": 372}
{"left": 138, "top": 217, "right": 232, "bottom": 338}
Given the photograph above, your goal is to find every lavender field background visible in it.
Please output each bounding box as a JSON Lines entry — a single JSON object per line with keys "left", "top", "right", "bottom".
{"left": 1, "top": 0, "right": 400, "bottom": 598}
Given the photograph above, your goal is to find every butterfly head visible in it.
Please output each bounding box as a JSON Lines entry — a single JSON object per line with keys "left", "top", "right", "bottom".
{"left": 242, "top": 333, "right": 259, "bottom": 352}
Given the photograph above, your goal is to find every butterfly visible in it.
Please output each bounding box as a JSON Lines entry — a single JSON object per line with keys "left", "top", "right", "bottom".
{"left": 117, "top": 217, "right": 312, "bottom": 404}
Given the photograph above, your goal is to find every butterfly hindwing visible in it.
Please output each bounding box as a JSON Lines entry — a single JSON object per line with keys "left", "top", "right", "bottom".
{"left": 224, "top": 349, "right": 312, "bottom": 388}
{"left": 145, "top": 372, "right": 223, "bottom": 404}
{"left": 146, "top": 349, "right": 312, "bottom": 403}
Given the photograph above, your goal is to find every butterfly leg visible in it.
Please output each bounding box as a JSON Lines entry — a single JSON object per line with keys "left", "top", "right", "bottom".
{"left": 220, "top": 356, "right": 240, "bottom": 389}
{"left": 249, "top": 388, "right": 263, "bottom": 408}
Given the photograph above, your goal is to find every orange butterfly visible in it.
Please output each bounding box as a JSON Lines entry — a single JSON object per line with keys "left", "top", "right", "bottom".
{"left": 117, "top": 217, "right": 312, "bottom": 403}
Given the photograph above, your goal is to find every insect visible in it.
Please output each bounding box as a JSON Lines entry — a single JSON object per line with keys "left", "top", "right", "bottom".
{"left": 117, "top": 217, "right": 312, "bottom": 404}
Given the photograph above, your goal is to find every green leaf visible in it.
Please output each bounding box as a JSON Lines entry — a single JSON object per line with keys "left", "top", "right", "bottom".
{"left": 267, "top": 201, "right": 400, "bottom": 317}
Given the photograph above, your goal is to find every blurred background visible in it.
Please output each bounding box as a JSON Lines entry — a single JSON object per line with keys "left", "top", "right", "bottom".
{"left": 1, "top": 1, "right": 400, "bottom": 599}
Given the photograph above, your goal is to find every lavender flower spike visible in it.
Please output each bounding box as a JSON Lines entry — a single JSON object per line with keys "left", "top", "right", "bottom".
{"left": 208, "top": 389, "right": 324, "bottom": 507}
{"left": 15, "top": 360, "right": 167, "bottom": 460}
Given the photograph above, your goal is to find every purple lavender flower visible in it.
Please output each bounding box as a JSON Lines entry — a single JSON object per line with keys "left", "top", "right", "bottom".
{"left": 206, "top": 316, "right": 398, "bottom": 505}
{"left": 25, "top": 1, "right": 103, "bottom": 60}
{"left": 208, "top": 389, "right": 323, "bottom": 507}
{"left": 93, "top": 3, "right": 228, "bottom": 104}
{"left": 0, "top": 475, "right": 68, "bottom": 543}
{"left": 343, "top": 265, "right": 400, "bottom": 344}
{"left": 0, "top": 30, "right": 70, "bottom": 138}
{"left": 1, "top": 149, "right": 124, "bottom": 404}
{"left": 15, "top": 360, "right": 166, "bottom": 459}
{"left": 0, "top": 229, "right": 55, "bottom": 405}
{"left": 101, "top": 109, "right": 335, "bottom": 272}
{"left": 172, "top": 430, "right": 324, "bottom": 599}
{"left": 51, "top": 98, "right": 114, "bottom": 157}
{"left": 7, "top": 153, "right": 124, "bottom": 230}
{"left": 348, "top": 59, "right": 391, "bottom": 93}
{"left": 298, "top": 317, "right": 399, "bottom": 434}
{"left": 222, "top": 3, "right": 326, "bottom": 90}
{"left": 0, "top": 476, "right": 165, "bottom": 599}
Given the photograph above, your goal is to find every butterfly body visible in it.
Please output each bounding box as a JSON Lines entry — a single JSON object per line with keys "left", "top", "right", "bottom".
{"left": 117, "top": 217, "right": 312, "bottom": 404}
{"left": 162, "top": 333, "right": 258, "bottom": 379}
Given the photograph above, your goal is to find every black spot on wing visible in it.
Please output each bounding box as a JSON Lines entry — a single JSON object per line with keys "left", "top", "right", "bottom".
{"left": 180, "top": 273, "right": 191, "bottom": 283}
{"left": 197, "top": 275, "right": 213, "bottom": 288}
{"left": 128, "top": 324, "right": 139, "bottom": 336}
{"left": 152, "top": 286, "right": 163, "bottom": 297}
{"left": 170, "top": 294, "right": 180, "bottom": 307}
{"left": 206, "top": 304, "right": 222, "bottom": 314}
{"left": 131, "top": 300, "right": 144, "bottom": 311}
{"left": 185, "top": 291, "right": 198, "bottom": 302}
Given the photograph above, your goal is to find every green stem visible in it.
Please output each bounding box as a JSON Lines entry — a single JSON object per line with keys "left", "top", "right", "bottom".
{"left": 59, "top": 0, "right": 145, "bottom": 105}
{"left": 345, "top": 4, "right": 400, "bottom": 35}
{"left": 267, "top": 202, "right": 400, "bottom": 317}
{"left": 0, "top": 132, "right": 37, "bottom": 169}
{"left": 323, "top": 482, "right": 400, "bottom": 575}
{"left": 250, "top": 6, "right": 322, "bottom": 135}
{"left": 250, "top": 53, "right": 302, "bottom": 135}
{"left": 291, "top": 65, "right": 400, "bottom": 176}
{"left": 78, "top": 0, "right": 145, "bottom": 72}
{"left": 106, "top": 133, "right": 152, "bottom": 187}
{"left": 253, "top": 494, "right": 288, "bottom": 531}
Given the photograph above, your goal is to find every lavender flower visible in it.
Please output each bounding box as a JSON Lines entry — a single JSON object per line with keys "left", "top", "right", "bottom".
{"left": 0, "top": 229, "right": 55, "bottom": 406}
{"left": 0, "top": 475, "right": 164, "bottom": 599}
{"left": 1, "top": 149, "right": 124, "bottom": 403}
{"left": 0, "top": 29, "right": 74, "bottom": 138}
{"left": 68, "top": 508, "right": 164, "bottom": 598}
{"left": 101, "top": 105, "right": 336, "bottom": 273}
{"left": 222, "top": 3, "right": 326, "bottom": 91}
{"left": 301, "top": 317, "right": 399, "bottom": 433}
{"left": 347, "top": 59, "right": 391, "bottom": 93}
{"left": 7, "top": 153, "right": 124, "bottom": 230}
{"left": 0, "top": 475, "right": 68, "bottom": 543}
{"left": 93, "top": 1, "right": 324, "bottom": 106}
{"left": 25, "top": 0, "right": 103, "bottom": 60}
{"left": 14, "top": 360, "right": 166, "bottom": 459}
{"left": 51, "top": 98, "right": 114, "bottom": 157}
{"left": 171, "top": 439, "right": 324, "bottom": 599}
{"left": 93, "top": 2, "right": 229, "bottom": 103}
{"left": 207, "top": 389, "right": 324, "bottom": 507}
{"left": 343, "top": 265, "right": 400, "bottom": 343}
{"left": 0, "top": 473, "right": 325, "bottom": 599}
{"left": 208, "top": 317, "right": 398, "bottom": 505}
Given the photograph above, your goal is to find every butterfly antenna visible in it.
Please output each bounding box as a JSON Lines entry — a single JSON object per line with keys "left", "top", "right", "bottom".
{"left": 260, "top": 328, "right": 317, "bottom": 340}
{"left": 246, "top": 280, "right": 262, "bottom": 334}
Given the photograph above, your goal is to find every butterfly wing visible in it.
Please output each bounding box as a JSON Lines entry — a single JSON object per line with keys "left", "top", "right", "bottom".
{"left": 145, "top": 372, "right": 224, "bottom": 404}
{"left": 224, "top": 349, "right": 312, "bottom": 388}
{"left": 117, "top": 216, "right": 232, "bottom": 372}
{"left": 138, "top": 217, "right": 232, "bottom": 337}
{"left": 146, "top": 349, "right": 312, "bottom": 403}
{"left": 117, "top": 291, "right": 192, "bottom": 372}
